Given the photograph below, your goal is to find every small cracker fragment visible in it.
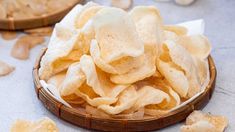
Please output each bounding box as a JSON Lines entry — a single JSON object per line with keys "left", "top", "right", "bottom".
{"left": 1, "top": 31, "right": 17, "bottom": 40}
{"left": 181, "top": 120, "right": 216, "bottom": 132}
{"left": 11, "top": 35, "right": 45, "bottom": 60}
{"left": 24, "top": 27, "right": 53, "bottom": 36}
{"left": 111, "top": 0, "right": 132, "bottom": 10}
{"left": 10, "top": 117, "right": 59, "bottom": 132}
{"left": 181, "top": 111, "right": 228, "bottom": 132}
{"left": 0, "top": 60, "right": 15, "bottom": 76}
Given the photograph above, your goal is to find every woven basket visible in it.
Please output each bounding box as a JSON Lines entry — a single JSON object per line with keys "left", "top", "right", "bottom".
{"left": 33, "top": 48, "right": 216, "bottom": 131}
{"left": 0, "top": 0, "right": 83, "bottom": 30}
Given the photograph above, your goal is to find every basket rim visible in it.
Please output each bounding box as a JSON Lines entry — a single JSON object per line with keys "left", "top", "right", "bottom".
{"left": 33, "top": 48, "right": 216, "bottom": 131}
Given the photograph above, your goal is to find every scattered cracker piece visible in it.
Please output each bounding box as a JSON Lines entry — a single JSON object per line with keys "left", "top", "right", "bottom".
{"left": 111, "top": 0, "right": 132, "bottom": 10}
{"left": 1, "top": 31, "right": 17, "bottom": 40}
{"left": 0, "top": 60, "right": 15, "bottom": 76}
{"left": 24, "top": 27, "right": 53, "bottom": 36}
{"left": 11, "top": 35, "right": 45, "bottom": 60}
{"left": 10, "top": 117, "right": 59, "bottom": 132}
{"left": 181, "top": 111, "right": 228, "bottom": 132}
{"left": 181, "top": 120, "right": 216, "bottom": 132}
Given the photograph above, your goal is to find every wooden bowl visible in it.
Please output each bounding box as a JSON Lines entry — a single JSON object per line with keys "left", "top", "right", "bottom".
{"left": 33, "top": 48, "right": 217, "bottom": 131}
{"left": 0, "top": 0, "right": 83, "bottom": 30}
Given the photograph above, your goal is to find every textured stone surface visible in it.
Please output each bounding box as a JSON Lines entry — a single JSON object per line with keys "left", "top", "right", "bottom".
{"left": 0, "top": 0, "right": 234, "bottom": 131}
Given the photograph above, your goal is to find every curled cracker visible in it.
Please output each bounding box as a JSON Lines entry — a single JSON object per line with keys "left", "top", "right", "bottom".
{"left": 177, "top": 35, "right": 211, "bottom": 59}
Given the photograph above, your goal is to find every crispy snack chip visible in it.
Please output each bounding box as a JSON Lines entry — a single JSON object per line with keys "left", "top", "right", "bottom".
{"left": 11, "top": 35, "right": 45, "bottom": 60}
{"left": 133, "top": 86, "right": 170, "bottom": 111}
{"left": 74, "top": 2, "right": 100, "bottom": 29}
{"left": 79, "top": 55, "right": 128, "bottom": 97}
{"left": 177, "top": 35, "right": 211, "bottom": 60}
{"left": 158, "top": 59, "right": 189, "bottom": 97}
{"left": 110, "top": 45, "right": 157, "bottom": 84}
{"left": 61, "top": 55, "right": 128, "bottom": 107}
{"left": 150, "top": 79, "right": 181, "bottom": 109}
{"left": 129, "top": 6, "right": 164, "bottom": 47}
{"left": 47, "top": 71, "right": 66, "bottom": 91}
{"left": 98, "top": 86, "right": 138, "bottom": 115}
{"left": 76, "top": 5, "right": 103, "bottom": 29}
{"left": 92, "top": 7, "right": 144, "bottom": 63}
{"left": 157, "top": 40, "right": 201, "bottom": 98}
{"left": 193, "top": 57, "right": 209, "bottom": 85}
{"left": 11, "top": 117, "right": 58, "bottom": 132}
{"left": 90, "top": 39, "right": 144, "bottom": 74}
{"left": 0, "top": 60, "right": 15, "bottom": 76}
{"left": 39, "top": 24, "right": 81, "bottom": 80}
{"left": 60, "top": 62, "right": 85, "bottom": 96}
{"left": 181, "top": 120, "right": 216, "bottom": 132}
{"left": 181, "top": 111, "right": 228, "bottom": 132}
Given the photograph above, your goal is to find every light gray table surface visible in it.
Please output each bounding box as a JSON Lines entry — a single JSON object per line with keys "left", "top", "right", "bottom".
{"left": 0, "top": 0, "right": 234, "bottom": 131}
